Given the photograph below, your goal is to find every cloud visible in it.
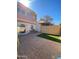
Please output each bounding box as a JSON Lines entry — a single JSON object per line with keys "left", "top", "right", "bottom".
{"left": 19, "top": 0, "right": 34, "bottom": 7}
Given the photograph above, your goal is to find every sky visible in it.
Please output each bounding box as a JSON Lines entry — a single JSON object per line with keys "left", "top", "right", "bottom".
{"left": 18, "top": 0, "right": 61, "bottom": 25}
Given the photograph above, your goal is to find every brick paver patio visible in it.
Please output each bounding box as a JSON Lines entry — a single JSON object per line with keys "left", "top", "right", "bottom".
{"left": 18, "top": 32, "right": 61, "bottom": 59}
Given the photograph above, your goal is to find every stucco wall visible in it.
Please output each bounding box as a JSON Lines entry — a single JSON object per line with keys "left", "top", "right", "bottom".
{"left": 17, "top": 2, "right": 36, "bottom": 24}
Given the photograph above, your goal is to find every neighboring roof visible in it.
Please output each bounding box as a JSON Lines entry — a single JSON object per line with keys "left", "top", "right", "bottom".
{"left": 39, "top": 20, "right": 45, "bottom": 23}
{"left": 39, "top": 20, "right": 54, "bottom": 25}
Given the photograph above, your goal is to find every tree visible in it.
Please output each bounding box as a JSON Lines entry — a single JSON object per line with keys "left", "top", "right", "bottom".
{"left": 40, "top": 15, "right": 53, "bottom": 25}
{"left": 40, "top": 15, "right": 53, "bottom": 23}
{"left": 44, "top": 16, "right": 53, "bottom": 23}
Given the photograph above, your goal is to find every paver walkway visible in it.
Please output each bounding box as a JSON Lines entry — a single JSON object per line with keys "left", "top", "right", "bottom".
{"left": 18, "top": 32, "right": 61, "bottom": 59}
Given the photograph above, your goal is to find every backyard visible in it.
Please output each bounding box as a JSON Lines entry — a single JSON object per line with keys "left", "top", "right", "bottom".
{"left": 38, "top": 33, "right": 61, "bottom": 43}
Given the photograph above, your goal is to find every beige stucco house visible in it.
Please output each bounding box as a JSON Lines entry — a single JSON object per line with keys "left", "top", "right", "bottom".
{"left": 17, "top": 2, "right": 37, "bottom": 34}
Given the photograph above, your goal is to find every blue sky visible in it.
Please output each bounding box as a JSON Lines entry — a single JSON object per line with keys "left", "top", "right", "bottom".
{"left": 18, "top": 0, "right": 61, "bottom": 25}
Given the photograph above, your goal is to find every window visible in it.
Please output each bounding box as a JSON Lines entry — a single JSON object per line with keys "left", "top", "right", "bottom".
{"left": 27, "top": 12, "right": 33, "bottom": 19}
{"left": 17, "top": 7, "right": 20, "bottom": 13}
{"left": 21, "top": 10, "right": 25, "bottom": 16}
{"left": 17, "top": 7, "right": 25, "bottom": 16}
{"left": 56, "top": 56, "right": 61, "bottom": 59}
{"left": 25, "top": 11, "right": 28, "bottom": 16}
{"left": 17, "top": 23, "right": 25, "bottom": 27}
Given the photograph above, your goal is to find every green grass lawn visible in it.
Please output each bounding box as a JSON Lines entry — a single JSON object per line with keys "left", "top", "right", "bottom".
{"left": 38, "top": 33, "right": 61, "bottom": 43}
